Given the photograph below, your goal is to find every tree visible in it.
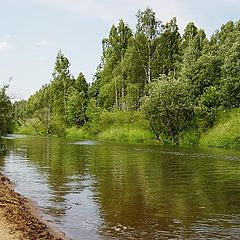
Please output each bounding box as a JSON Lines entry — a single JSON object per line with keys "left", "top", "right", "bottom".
{"left": 0, "top": 85, "right": 13, "bottom": 137}
{"left": 155, "top": 17, "right": 181, "bottom": 76}
{"left": 143, "top": 76, "right": 193, "bottom": 144}
{"left": 51, "top": 50, "right": 73, "bottom": 118}
{"left": 136, "top": 7, "right": 162, "bottom": 41}
{"left": 66, "top": 72, "right": 89, "bottom": 126}
{"left": 75, "top": 72, "right": 88, "bottom": 94}
{"left": 66, "top": 88, "right": 88, "bottom": 126}
{"left": 118, "top": 8, "right": 164, "bottom": 108}
{"left": 134, "top": 7, "right": 163, "bottom": 84}
{"left": 13, "top": 100, "right": 28, "bottom": 124}
{"left": 97, "top": 20, "right": 132, "bottom": 109}
{"left": 221, "top": 37, "right": 240, "bottom": 107}
{"left": 182, "top": 22, "right": 198, "bottom": 49}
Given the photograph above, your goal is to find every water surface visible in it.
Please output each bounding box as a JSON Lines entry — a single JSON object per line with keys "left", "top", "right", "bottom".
{"left": 1, "top": 135, "right": 240, "bottom": 239}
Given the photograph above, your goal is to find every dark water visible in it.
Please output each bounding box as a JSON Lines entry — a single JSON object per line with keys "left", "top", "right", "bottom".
{"left": 1, "top": 135, "right": 240, "bottom": 239}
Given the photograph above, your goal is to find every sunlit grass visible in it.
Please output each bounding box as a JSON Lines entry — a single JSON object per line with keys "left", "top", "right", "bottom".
{"left": 200, "top": 108, "right": 240, "bottom": 149}
{"left": 98, "top": 127, "right": 154, "bottom": 143}
{"left": 65, "top": 127, "right": 90, "bottom": 139}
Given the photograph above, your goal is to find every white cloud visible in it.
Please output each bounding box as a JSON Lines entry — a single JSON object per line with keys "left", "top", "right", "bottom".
{"left": 2, "top": 34, "right": 11, "bottom": 40}
{"left": 35, "top": 40, "right": 53, "bottom": 47}
{"left": 0, "top": 41, "right": 11, "bottom": 51}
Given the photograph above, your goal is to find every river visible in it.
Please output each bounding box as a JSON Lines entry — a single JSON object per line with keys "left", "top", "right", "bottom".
{"left": 1, "top": 135, "right": 240, "bottom": 239}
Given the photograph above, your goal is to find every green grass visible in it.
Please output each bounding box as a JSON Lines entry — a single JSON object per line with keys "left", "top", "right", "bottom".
{"left": 200, "top": 108, "right": 240, "bottom": 149}
{"left": 90, "top": 110, "right": 155, "bottom": 143}
{"left": 15, "top": 125, "right": 37, "bottom": 135}
{"left": 98, "top": 126, "right": 154, "bottom": 143}
{"left": 180, "top": 129, "right": 200, "bottom": 146}
{"left": 65, "top": 127, "right": 90, "bottom": 139}
{"left": 15, "top": 118, "right": 44, "bottom": 135}
{"left": 65, "top": 111, "right": 155, "bottom": 143}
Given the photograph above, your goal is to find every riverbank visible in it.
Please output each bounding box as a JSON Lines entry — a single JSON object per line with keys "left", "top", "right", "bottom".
{"left": 0, "top": 172, "right": 68, "bottom": 240}
{"left": 15, "top": 108, "right": 240, "bottom": 149}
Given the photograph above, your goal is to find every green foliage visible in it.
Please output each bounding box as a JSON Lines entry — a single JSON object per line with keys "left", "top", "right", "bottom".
{"left": 98, "top": 19, "right": 132, "bottom": 110}
{"left": 15, "top": 118, "right": 45, "bottom": 135}
{"left": 0, "top": 85, "right": 13, "bottom": 136}
{"left": 200, "top": 108, "right": 240, "bottom": 149}
{"left": 13, "top": 100, "right": 28, "bottom": 123}
{"left": 15, "top": 124, "right": 37, "bottom": 136}
{"left": 66, "top": 89, "right": 87, "bottom": 126}
{"left": 220, "top": 38, "right": 240, "bottom": 107}
{"left": 12, "top": 10, "right": 240, "bottom": 149}
{"left": 143, "top": 76, "right": 193, "bottom": 144}
{"left": 98, "top": 127, "right": 154, "bottom": 143}
{"left": 87, "top": 110, "right": 148, "bottom": 133}
{"left": 75, "top": 72, "right": 89, "bottom": 93}
{"left": 136, "top": 7, "right": 163, "bottom": 41}
{"left": 180, "top": 129, "right": 200, "bottom": 146}
{"left": 158, "top": 17, "right": 182, "bottom": 75}
{"left": 84, "top": 110, "right": 154, "bottom": 143}
{"left": 182, "top": 22, "right": 198, "bottom": 49}
{"left": 66, "top": 73, "right": 88, "bottom": 126}
{"left": 65, "top": 127, "right": 90, "bottom": 139}
{"left": 51, "top": 50, "right": 74, "bottom": 118}
{"left": 15, "top": 116, "right": 66, "bottom": 137}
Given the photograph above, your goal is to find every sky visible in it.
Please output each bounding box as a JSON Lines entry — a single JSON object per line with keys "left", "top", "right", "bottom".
{"left": 0, "top": 0, "right": 240, "bottom": 100}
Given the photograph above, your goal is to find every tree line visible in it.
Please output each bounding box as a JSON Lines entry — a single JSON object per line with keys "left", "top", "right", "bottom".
{"left": 3, "top": 8, "right": 240, "bottom": 145}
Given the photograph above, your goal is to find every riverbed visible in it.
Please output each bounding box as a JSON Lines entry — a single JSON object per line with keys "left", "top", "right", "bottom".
{"left": 1, "top": 135, "right": 240, "bottom": 239}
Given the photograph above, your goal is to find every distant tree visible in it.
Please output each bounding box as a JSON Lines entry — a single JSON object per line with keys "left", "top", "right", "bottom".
{"left": 66, "top": 72, "right": 89, "bottom": 126}
{"left": 98, "top": 19, "right": 132, "bottom": 109}
{"left": 136, "top": 7, "right": 162, "bottom": 41}
{"left": 51, "top": 50, "right": 73, "bottom": 118}
{"left": 0, "top": 85, "right": 13, "bottom": 137}
{"left": 221, "top": 37, "right": 240, "bottom": 107}
{"left": 135, "top": 7, "right": 163, "bottom": 84}
{"left": 182, "top": 22, "right": 198, "bottom": 49}
{"left": 75, "top": 72, "right": 89, "bottom": 94}
{"left": 13, "top": 100, "right": 27, "bottom": 122}
{"left": 156, "top": 17, "right": 182, "bottom": 76}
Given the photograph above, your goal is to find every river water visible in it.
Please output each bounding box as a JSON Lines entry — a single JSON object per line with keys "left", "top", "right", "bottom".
{"left": 1, "top": 135, "right": 240, "bottom": 239}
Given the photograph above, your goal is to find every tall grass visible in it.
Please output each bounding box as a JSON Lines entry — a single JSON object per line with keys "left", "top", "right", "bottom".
{"left": 65, "top": 127, "right": 90, "bottom": 139}
{"left": 200, "top": 108, "right": 240, "bottom": 149}
{"left": 54, "top": 111, "right": 155, "bottom": 143}
{"left": 180, "top": 129, "right": 200, "bottom": 146}
{"left": 94, "top": 111, "right": 155, "bottom": 143}
{"left": 15, "top": 124, "right": 38, "bottom": 135}
{"left": 98, "top": 127, "right": 154, "bottom": 143}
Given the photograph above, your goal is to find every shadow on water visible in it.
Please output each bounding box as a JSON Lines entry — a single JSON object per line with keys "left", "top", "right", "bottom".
{"left": 1, "top": 135, "right": 240, "bottom": 239}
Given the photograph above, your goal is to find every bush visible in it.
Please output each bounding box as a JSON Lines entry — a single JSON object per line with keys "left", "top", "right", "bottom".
{"left": 180, "top": 129, "right": 200, "bottom": 146}
{"left": 143, "top": 77, "right": 193, "bottom": 144}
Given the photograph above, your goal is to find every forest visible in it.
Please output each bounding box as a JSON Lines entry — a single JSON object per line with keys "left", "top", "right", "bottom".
{"left": 2, "top": 8, "right": 240, "bottom": 149}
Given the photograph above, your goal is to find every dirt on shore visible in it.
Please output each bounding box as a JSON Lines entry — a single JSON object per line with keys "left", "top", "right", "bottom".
{"left": 0, "top": 172, "right": 68, "bottom": 240}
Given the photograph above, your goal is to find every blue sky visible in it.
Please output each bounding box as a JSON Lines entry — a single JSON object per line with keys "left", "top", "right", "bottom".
{"left": 0, "top": 0, "right": 240, "bottom": 99}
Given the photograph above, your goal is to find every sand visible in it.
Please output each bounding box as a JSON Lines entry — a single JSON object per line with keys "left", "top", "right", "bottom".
{"left": 0, "top": 173, "right": 68, "bottom": 240}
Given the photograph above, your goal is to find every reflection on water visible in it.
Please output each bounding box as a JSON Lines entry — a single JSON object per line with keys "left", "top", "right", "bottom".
{"left": 71, "top": 140, "right": 100, "bottom": 146}
{"left": 1, "top": 136, "right": 240, "bottom": 239}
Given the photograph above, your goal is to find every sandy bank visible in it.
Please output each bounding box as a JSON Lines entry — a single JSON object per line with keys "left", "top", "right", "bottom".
{"left": 0, "top": 172, "right": 68, "bottom": 240}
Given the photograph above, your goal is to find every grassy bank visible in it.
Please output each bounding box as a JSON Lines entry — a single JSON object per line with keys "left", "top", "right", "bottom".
{"left": 15, "top": 109, "right": 240, "bottom": 149}
{"left": 199, "top": 108, "right": 240, "bottom": 149}
{"left": 66, "top": 111, "right": 155, "bottom": 143}
{"left": 15, "top": 111, "right": 156, "bottom": 144}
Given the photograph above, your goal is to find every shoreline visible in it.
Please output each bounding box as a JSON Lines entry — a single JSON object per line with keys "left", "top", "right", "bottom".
{"left": 0, "top": 172, "right": 69, "bottom": 240}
